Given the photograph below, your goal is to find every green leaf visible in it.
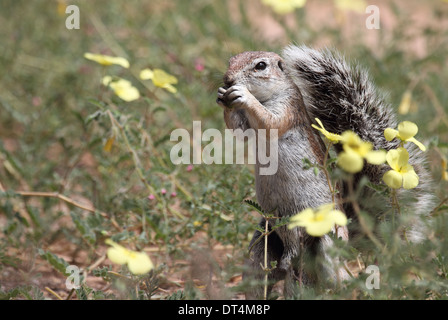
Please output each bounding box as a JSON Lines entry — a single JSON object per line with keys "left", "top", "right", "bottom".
{"left": 84, "top": 110, "right": 104, "bottom": 124}
{"left": 70, "top": 212, "right": 96, "bottom": 245}
{"left": 151, "top": 106, "right": 166, "bottom": 114}
{"left": 167, "top": 290, "right": 186, "bottom": 300}
{"left": 302, "top": 158, "right": 313, "bottom": 170}
{"left": 38, "top": 249, "right": 69, "bottom": 275}
{"left": 243, "top": 199, "right": 265, "bottom": 216}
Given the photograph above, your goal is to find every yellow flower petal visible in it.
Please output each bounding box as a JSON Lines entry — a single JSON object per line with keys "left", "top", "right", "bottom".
{"left": 113, "top": 85, "right": 140, "bottom": 102}
{"left": 127, "top": 252, "right": 154, "bottom": 275}
{"left": 442, "top": 158, "right": 448, "bottom": 181}
{"left": 385, "top": 121, "right": 425, "bottom": 152}
{"left": 383, "top": 170, "right": 403, "bottom": 189}
{"left": 107, "top": 247, "right": 128, "bottom": 265}
{"left": 338, "top": 151, "right": 364, "bottom": 173}
{"left": 396, "top": 147, "right": 410, "bottom": 168}
{"left": 365, "top": 150, "right": 387, "bottom": 165}
{"left": 106, "top": 239, "right": 154, "bottom": 275}
{"left": 398, "top": 90, "right": 412, "bottom": 115}
{"left": 341, "top": 131, "right": 372, "bottom": 156}
{"left": 262, "top": 0, "right": 306, "bottom": 14}
{"left": 152, "top": 69, "right": 178, "bottom": 86}
{"left": 401, "top": 166, "right": 419, "bottom": 189}
{"left": 289, "top": 205, "right": 347, "bottom": 237}
{"left": 384, "top": 128, "right": 399, "bottom": 141}
{"left": 140, "top": 68, "right": 178, "bottom": 93}
{"left": 397, "top": 121, "right": 418, "bottom": 140}
{"left": 311, "top": 118, "right": 342, "bottom": 143}
{"left": 442, "top": 171, "right": 448, "bottom": 181}
{"left": 57, "top": 0, "right": 67, "bottom": 16}
{"left": 383, "top": 148, "right": 419, "bottom": 189}
{"left": 386, "top": 121, "right": 426, "bottom": 151}
{"left": 385, "top": 149, "right": 398, "bottom": 170}
{"left": 139, "top": 68, "right": 154, "bottom": 80}
{"left": 104, "top": 136, "right": 115, "bottom": 152}
{"left": 317, "top": 203, "right": 334, "bottom": 213}
{"left": 305, "top": 220, "right": 334, "bottom": 237}
{"left": 106, "top": 240, "right": 130, "bottom": 265}
{"left": 102, "top": 75, "right": 113, "bottom": 86}
{"left": 288, "top": 208, "right": 314, "bottom": 229}
{"left": 406, "top": 137, "right": 426, "bottom": 152}
{"left": 102, "top": 76, "right": 140, "bottom": 102}
{"left": 386, "top": 148, "right": 409, "bottom": 172}
{"left": 84, "top": 53, "right": 129, "bottom": 68}
{"left": 335, "top": 0, "right": 367, "bottom": 12}
{"left": 330, "top": 209, "right": 348, "bottom": 226}
{"left": 163, "top": 83, "right": 177, "bottom": 94}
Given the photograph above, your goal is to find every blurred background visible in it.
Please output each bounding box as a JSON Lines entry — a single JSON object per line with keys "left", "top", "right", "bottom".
{"left": 0, "top": 0, "right": 447, "bottom": 300}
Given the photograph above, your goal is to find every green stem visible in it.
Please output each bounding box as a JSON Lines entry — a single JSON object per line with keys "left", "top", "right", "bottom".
{"left": 107, "top": 110, "right": 158, "bottom": 199}
{"left": 348, "top": 177, "right": 383, "bottom": 250}
{"left": 106, "top": 110, "right": 174, "bottom": 231}
{"left": 321, "top": 141, "right": 336, "bottom": 204}
{"left": 391, "top": 188, "right": 401, "bottom": 215}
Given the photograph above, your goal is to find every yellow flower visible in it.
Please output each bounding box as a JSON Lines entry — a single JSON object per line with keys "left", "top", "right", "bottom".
{"left": 289, "top": 204, "right": 347, "bottom": 237}
{"left": 193, "top": 221, "right": 202, "bottom": 227}
{"left": 57, "top": 0, "right": 67, "bottom": 16}
{"left": 102, "top": 76, "right": 140, "bottom": 102}
{"left": 334, "top": 0, "right": 367, "bottom": 13}
{"left": 103, "top": 136, "right": 115, "bottom": 152}
{"left": 106, "top": 239, "right": 154, "bottom": 275}
{"left": 442, "top": 158, "right": 448, "bottom": 181}
{"left": 140, "top": 68, "right": 178, "bottom": 93}
{"left": 384, "top": 121, "right": 426, "bottom": 151}
{"left": 398, "top": 90, "right": 412, "bottom": 115}
{"left": 382, "top": 147, "right": 419, "bottom": 189}
{"left": 84, "top": 53, "right": 130, "bottom": 68}
{"left": 262, "top": 0, "right": 306, "bottom": 14}
{"left": 337, "top": 131, "right": 386, "bottom": 173}
{"left": 311, "top": 118, "right": 343, "bottom": 143}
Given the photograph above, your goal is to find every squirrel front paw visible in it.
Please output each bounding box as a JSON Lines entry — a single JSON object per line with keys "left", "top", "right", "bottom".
{"left": 217, "top": 85, "right": 255, "bottom": 109}
{"left": 216, "top": 86, "right": 229, "bottom": 108}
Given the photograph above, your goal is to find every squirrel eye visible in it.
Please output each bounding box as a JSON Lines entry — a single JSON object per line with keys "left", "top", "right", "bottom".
{"left": 254, "top": 61, "right": 267, "bottom": 71}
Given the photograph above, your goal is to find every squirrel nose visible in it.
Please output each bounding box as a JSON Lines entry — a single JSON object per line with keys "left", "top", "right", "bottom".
{"left": 223, "top": 74, "right": 235, "bottom": 87}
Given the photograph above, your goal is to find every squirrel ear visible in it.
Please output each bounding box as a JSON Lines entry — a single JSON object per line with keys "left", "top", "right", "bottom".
{"left": 278, "top": 60, "right": 284, "bottom": 72}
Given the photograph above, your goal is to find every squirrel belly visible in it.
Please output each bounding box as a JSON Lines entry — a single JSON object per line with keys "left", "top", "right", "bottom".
{"left": 255, "top": 128, "right": 332, "bottom": 218}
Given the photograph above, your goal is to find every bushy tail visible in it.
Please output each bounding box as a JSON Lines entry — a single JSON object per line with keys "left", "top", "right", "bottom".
{"left": 282, "top": 45, "right": 397, "bottom": 150}
{"left": 282, "top": 45, "right": 435, "bottom": 241}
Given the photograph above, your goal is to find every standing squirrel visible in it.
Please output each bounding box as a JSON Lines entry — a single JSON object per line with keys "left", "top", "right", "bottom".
{"left": 216, "top": 45, "right": 433, "bottom": 299}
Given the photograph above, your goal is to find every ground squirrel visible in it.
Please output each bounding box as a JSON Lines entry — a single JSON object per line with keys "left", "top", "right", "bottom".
{"left": 216, "top": 45, "right": 434, "bottom": 299}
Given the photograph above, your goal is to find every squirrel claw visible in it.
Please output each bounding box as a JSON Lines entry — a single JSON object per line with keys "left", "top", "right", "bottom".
{"left": 224, "top": 85, "right": 252, "bottom": 108}
{"left": 217, "top": 87, "right": 229, "bottom": 108}
{"left": 216, "top": 97, "right": 228, "bottom": 107}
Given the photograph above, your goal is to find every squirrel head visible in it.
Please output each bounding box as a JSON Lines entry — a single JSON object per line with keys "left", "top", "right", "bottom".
{"left": 223, "top": 51, "right": 295, "bottom": 104}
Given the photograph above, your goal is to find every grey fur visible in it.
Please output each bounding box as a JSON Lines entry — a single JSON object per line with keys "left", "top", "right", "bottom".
{"left": 217, "top": 46, "right": 435, "bottom": 299}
